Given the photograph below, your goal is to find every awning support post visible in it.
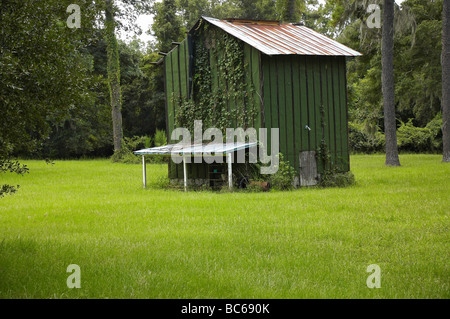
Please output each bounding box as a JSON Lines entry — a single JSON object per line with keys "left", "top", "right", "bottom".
{"left": 142, "top": 155, "right": 147, "bottom": 189}
{"left": 227, "top": 152, "right": 233, "bottom": 191}
{"left": 183, "top": 156, "right": 188, "bottom": 192}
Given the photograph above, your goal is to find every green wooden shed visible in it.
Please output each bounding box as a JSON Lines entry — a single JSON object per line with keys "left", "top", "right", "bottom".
{"left": 162, "top": 16, "right": 361, "bottom": 187}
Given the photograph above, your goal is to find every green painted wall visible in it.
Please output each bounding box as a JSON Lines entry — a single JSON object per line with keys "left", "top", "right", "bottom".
{"left": 261, "top": 54, "right": 349, "bottom": 174}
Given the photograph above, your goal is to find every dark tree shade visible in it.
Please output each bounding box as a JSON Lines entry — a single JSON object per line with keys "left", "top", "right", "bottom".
{"left": 0, "top": 0, "right": 99, "bottom": 157}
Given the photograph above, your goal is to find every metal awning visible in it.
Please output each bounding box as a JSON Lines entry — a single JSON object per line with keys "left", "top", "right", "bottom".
{"left": 134, "top": 142, "right": 257, "bottom": 156}
{"left": 134, "top": 142, "right": 257, "bottom": 191}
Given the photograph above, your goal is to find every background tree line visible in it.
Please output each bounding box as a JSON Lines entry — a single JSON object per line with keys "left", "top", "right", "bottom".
{"left": 1, "top": 0, "right": 448, "bottom": 163}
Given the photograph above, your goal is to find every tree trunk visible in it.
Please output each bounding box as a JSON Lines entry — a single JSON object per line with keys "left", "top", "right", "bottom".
{"left": 443, "top": 0, "right": 450, "bottom": 162}
{"left": 288, "top": 0, "right": 296, "bottom": 22}
{"left": 382, "top": 0, "right": 400, "bottom": 166}
{"left": 106, "top": 0, "right": 122, "bottom": 152}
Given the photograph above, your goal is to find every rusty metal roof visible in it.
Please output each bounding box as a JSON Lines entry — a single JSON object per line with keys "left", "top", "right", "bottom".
{"left": 198, "top": 16, "right": 361, "bottom": 57}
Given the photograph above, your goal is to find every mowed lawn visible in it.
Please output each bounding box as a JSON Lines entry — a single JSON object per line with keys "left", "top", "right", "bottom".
{"left": 0, "top": 155, "right": 448, "bottom": 299}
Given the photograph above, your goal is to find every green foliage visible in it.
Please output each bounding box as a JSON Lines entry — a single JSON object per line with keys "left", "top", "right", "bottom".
{"left": 318, "top": 104, "right": 355, "bottom": 187}
{"left": 151, "top": 174, "right": 171, "bottom": 189}
{"left": 349, "top": 121, "right": 385, "bottom": 153}
{"left": 397, "top": 115, "right": 443, "bottom": 153}
{"left": 143, "top": 136, "right": 153, "bottom": 149}
{"left": 37, "top": 38, "right": 163, "bottom": 159}
{"left": 0, "top": 0, "right": 102, "bottom": 194}
{"left": 268, "top": 153, "right": 295, "bottom": 190}
{"left": 151, "top": 0, "right": 184, "bottom": 53}
{"left": 339, "top": 0, "right": 444, "bottom": 153}
{"left": 110, "top": 132, "right": 167, "bottom": 164}
{"left": 319, "top": 170, "right": 355, "bottom": 188}
{"left": 242, "top": 181, "right": 271, "bottom": 193}
{"left": 349, "top": 113, "right": 443, "bottom": 154}
{"left": 425, "top": 112, "right": 444, "bottom": 150}
{"left": 0, "top": 0, "right": 100, "bottom": 158}
{"left": 110, "top": 136, "right": 148, "bottom": 163}
{"left": 276, "top": 0, "right": 305, "bottom": 22}
{"left": 2, "top": 0, "right": 447, "bottom": 165}
{"left": 154, "top": 129, "right": 168, "bottom": 147}
{"left": 175, "top": 27, "right": 258, "bottom": 133}
{"left": 40, "top": 76, "right": 113, "bottom": 159}
{"left": 121, "top": 44, "right": 166, "bottom": 139}
{"left": 150, "top": 129, "right": 168, "bottom": 164}
{"left": 110, "top": 147, "right": 137, "bottom": 164}
{"left": 0, "top": 160, "right": 29, "bottom": 198}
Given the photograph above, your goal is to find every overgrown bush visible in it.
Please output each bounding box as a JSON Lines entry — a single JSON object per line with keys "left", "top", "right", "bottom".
{"left": 154, "top": 129, "right": 167, "bottom": 147}
{"left": 350, "top": 113, "right": 443, "bottom": 154}
{"left": 349, "top": 121, "right": 385, "bottom": 153}
{"left": 143, "top": 136, "right": 152, "bottom": 149}
{"left": 152, "top": 175, "right": 171, "bottom": 189}
{"left": 268, "top": 153, "right": 295, "bottom": 191}
{"left": 111, "top": 136, "right": 149, "bottom": 164}
{"left": 150, "top": 129, "right": 168, "bottom": 164}
{"left": 319, "top": 170, "right": 355, "bottom": 188}
{"left": 397, "top": 114, "right": 442, "bottom": 152}
{"left": 397, "top": 119, "right": 433, "bottom": 152}
{"left": 111, "top": 131, "right": 169, "bottom": 164}
{"left": 425, "top": 112, "right": 443, "bottom": 150}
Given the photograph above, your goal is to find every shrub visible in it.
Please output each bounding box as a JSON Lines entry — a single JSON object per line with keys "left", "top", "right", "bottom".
{"left": 397, "top": 115, "right": 442, "bottom": 153}
{"left": 152, "top": 175, "right": 170, "bottom": 189}
{"left": 319, "top": 170, "right": 355, "bottom": 188}
{"left": 154, "top": 129, "right": 167, "bottom": 147}
{"left": 350, "top": 114, "right": 443, "bottom": 154}
{"left": 269, "top": 153, "right": 295, "bottom": 191}
{"left": 349, "top": 121, "right": 385, "bottom": 153}
{"left": 111, "top": 136, "right": 149, "bottom": 164}
{"left": 425, "top": 113, "right": 443, "bottom": 151}
{"left": 246, "top": 181, "right": 270, "bottom": 192}
{"left": 143, "top": 136, "right": 152, "bottom": 149}
{"left": 150, "top": 130, "right": 168, "bottom": 164}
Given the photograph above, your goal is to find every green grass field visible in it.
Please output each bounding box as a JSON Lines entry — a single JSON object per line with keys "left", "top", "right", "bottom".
{"left": 0, "top": 155, "right": 448, "bottom": 299}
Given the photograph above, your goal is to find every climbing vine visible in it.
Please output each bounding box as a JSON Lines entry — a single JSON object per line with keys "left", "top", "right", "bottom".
{"left": 317, "top": 104, "right": 331, "bottom": 171}
{"left": 316, "top": 104, "right": 355, "bottom": 187}
{"left": 175, "top": 25, "right": 258, "bottom": 134}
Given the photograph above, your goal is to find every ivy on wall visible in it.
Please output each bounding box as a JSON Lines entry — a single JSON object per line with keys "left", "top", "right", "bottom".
{"left": 316, "top": 103, "right": 355, "bottom": 187}
{"left": 174, "top": 24, "right": 258, "bottom": 134}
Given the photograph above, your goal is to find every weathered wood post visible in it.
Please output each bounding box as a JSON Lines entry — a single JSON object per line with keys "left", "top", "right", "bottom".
{"left": 227, "top": 152, "right": 233, "bottom": 191}
{"left": 183, "top": 156, "right": 188, "bottom": 192}
{"left": 142, "top": 155, "right": 146, "bottom": 188}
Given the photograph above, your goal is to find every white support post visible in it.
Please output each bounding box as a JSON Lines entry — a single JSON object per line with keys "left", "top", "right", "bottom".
{"left": 142, "top": 156, "right": 147, "bottom": 189}
{"left": 183, "top": 156, "right": 187, "bottom": 192}
{"left": 227, "top": 152, "right": 233, "bottom": 191}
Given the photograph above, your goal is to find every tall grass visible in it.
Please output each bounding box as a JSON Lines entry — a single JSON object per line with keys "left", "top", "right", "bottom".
{"left": 0, "top": 155, "right": 448, "bottom": 298}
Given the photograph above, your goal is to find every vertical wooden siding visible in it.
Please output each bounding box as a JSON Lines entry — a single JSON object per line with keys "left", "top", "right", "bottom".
{"left": 261, "top": 55, "right": 349, "bottom": 174}
{"left": 165, "top": 33, "right": 263, "bottom": 179}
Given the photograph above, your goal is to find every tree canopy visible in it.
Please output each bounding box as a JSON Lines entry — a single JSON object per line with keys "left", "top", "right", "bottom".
{"left": 0, "top": 0, "right": 447, "bottom": 183}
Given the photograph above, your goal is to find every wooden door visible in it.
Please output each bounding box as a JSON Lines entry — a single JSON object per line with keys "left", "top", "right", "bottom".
{"left": 299, "top": 151, "right": 318, "bottom": 186}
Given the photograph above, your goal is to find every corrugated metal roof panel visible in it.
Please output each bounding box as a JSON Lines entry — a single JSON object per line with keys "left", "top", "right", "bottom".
{"left": 134, "top": 142, "right": 257, "bottom": 156}
{"left": 200, "top": 16, "right": 362, "bottom": 57}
